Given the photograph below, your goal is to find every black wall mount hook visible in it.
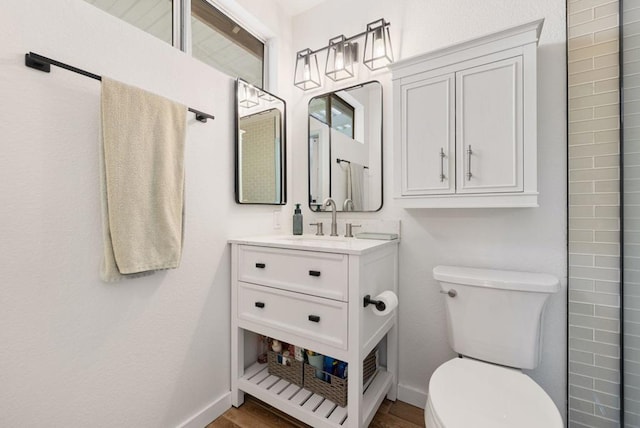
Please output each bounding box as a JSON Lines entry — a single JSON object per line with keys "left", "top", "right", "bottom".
{"left": 363, "top": 294, "right": 386, "bottom": 312}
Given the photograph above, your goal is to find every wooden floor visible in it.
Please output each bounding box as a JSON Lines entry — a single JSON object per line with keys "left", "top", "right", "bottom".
{"left": 207, "top": 395, "right": 426, "bottom": 428}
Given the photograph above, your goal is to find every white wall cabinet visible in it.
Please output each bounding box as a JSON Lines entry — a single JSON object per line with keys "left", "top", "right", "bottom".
{"left": 391, "top": 19, "right": 543, "bottom": 208}
{"left": 229, "top": 236, "right": 399, "bottom": 428}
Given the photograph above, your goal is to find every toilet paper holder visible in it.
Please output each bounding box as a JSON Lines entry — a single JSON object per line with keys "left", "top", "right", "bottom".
{"left": 363, "top": 294, "right": 386, "bottom": 311}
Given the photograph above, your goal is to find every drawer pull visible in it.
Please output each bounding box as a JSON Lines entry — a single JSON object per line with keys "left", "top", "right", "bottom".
{"left": 308, "top": 315, "right": 320, "bottom": 323}
{"left": 309, "top": 270, "right": 321, "bottom": 277}
{"left": 255, "top": 263, "right": 266, "bottom": 269}
{"left": 255, "top": 302, "right": 265, "bottom": 308}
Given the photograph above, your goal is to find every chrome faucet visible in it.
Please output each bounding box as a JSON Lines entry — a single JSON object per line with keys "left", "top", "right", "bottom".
{"left": 343, "top": 198, "right": 354, "bottom": 211}
{"left": 323, "top": 198, "right": 339, "bottom": 236}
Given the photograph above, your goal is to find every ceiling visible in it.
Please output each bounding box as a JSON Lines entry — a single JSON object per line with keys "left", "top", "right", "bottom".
{"left": 272, "top": 0, "right": 326, "bottom": 16}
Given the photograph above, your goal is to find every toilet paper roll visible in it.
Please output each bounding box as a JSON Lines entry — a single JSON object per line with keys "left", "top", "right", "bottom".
{"left": 370, "top": 290, "right": 398, "bottom": 316}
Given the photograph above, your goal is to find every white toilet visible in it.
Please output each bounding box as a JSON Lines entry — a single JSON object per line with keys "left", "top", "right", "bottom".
{"left": 427, "top": 265, "right": 563, "bottom": 428}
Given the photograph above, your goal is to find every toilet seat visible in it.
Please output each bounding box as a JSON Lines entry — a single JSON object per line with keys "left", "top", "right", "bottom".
{"left": 426, "top": 357, "right": 563, "bottom": 428}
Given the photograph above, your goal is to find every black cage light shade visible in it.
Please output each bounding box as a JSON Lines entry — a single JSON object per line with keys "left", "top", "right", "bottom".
{"left": 294, "top": 48, "right": 322, "bottom": 91}
{"left": 363, "top": 18, "right": 394, "bottom": 70}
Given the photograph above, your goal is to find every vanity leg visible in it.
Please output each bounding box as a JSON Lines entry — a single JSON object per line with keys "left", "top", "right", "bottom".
{"left": 386, "top": 316, "right": 399, "bottom": 401}
{"left": 231, "top": 326, "right": 245, "bottom": 407}
{"left": 347, "top": 356, "right": 364, "bottom": 427}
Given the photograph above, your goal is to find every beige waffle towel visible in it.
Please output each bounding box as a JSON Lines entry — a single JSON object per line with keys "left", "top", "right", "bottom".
{"left": 100, "top": 77, "right": 186, "bottom": 282}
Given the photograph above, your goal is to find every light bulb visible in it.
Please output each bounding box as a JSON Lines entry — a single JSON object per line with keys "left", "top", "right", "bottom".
{"left": 303, "top": 63, "right": 311, "bottom": 81}
{"left": 335, "top": 50, "right": 344, "bottom": 70}
{"left": 373, "top": 28, "right": 385, "bottom": 58}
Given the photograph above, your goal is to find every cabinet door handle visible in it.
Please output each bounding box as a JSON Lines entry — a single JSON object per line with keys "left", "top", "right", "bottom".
{"left": 255, "top": 302, "right": 265, "bottom": 308}
{"left": 466, "top": 146, "right": 473, "bottom": 181}
{"left": 439, "top": 147, "right": 446, "bottom": 182}
{"left": 255, "top": 263, "right": 266, "bottom": 269}
{"left": 309, "top": 270, "right": 321, "bottom": 277}
{"left": 308, "top": 315, "right": 320, "bottom": 323}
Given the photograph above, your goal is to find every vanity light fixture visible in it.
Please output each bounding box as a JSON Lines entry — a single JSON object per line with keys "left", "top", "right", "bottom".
{"left": 325, "top": 35, "right": 357, "bottom": 82}
{"left": 363, "top": 18, "right": 394, "bottom": 70}
{"left": 294, "top": 18, "right": 393, "bottom": 91}
{"left": 237, "top": 80, "right": 259, "bottom": 108}
{"left": 294, "top": 48, "right": 322, "bottom": 91}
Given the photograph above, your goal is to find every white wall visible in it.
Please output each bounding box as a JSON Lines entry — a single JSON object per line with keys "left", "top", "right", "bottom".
{"left": 291, "top": 0, "right": 567, "bottom": 419}
{"left": 0, "top": 0, "right": 291, "bottom": 426}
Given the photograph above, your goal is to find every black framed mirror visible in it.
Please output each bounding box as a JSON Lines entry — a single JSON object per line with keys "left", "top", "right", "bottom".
{"left": 235, "top": 78, "right": 286, "bottom": 205}
{"left": 308, "top": 81, "right": 382, "bottom": 212}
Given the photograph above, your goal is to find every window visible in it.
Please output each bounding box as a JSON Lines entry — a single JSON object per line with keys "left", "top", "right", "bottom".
{"left": 85, "top": 0, "right": 174, "bottom": 45}
{"left": 84, "top": 0, "right": 265, "bottom": 88}
{"left": 309, "top": 94, "right": 355, "bottom": 138}
{"left": 191, "top": 0, "right": 264, "bottom": 87}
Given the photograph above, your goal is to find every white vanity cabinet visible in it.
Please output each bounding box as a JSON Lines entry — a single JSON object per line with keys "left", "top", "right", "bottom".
{"left": 391, "top": 19, "right": 543, "bottom": 208}
{"left": 229, "top": 236, "right": 399, "bottom": 428}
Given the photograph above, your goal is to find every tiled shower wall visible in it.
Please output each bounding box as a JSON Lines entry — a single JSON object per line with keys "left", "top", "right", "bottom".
{"left": 568, "top": 0, "right": 621, "bottom": 427}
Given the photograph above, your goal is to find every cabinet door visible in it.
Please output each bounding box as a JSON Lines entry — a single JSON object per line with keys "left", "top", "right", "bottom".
{"left": 400, "top": 73, "right": 455, "bottom": 195}
{"left": 455, "top": 56, "right": 523, "bottom": 194}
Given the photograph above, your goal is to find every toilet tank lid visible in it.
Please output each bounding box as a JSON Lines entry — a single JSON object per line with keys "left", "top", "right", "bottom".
{"left": 433, "top": 265, "right": 560, "bottom": 293}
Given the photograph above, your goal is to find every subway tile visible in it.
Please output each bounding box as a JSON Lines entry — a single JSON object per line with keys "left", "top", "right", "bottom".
{"left": 570, "top": 106, "right": 596, "bottom": 122}
{"left": 570, "top": 14, "right": 620, "bottom": 39}
{"left": 571, "top": 313, "right": 620, "bottom": 332}
{"left": 594, "top": 255, "right": 620, "bottom": 268}
{"left": 570, "top": 82, "right": 596, "bottom": 98}
{"left": 571, "top": 253, "right": 596, "bottom": 266}
{"left": 571, "top": 325, "right": 596, "bottom": 340}
{"left": 571, "top": 302, "right": 597, "bottom": 317}
{"left": 569, "top": 242, "right": 619, "bottom": 256}
{"left": 570, "top": 66, "right": 619, "bottom": 86}
{"left": 570, "top": 157, "right": 596, "bottom": 171}
{"left": 571, "top": 205, "right": 596, "bottom": 218}
{"left": 594, "top": 379, "right": 620, "bottom": 396}
{"left": 595, "top": 52, "right": 619, "bottom": 70}
{"left": 570, "top": 8, "right": 595, "bottom": 26}
{"left": 594, "top": 404, "right": 620, "bottom": 422}
{"left": 570, "top": 277, "right": 597, "bottom": 291}
{"left": 570, "top": 384, "right": 620, "bottom": 408}
{"left": 572, "top": 349, "right": 596, "bottom": 364}
{"left": 569, "top": 192, "right": 619, "bottom": 206}
{"left": 570, "top": 33, "right": 596, "bottom": 52}
{"left": 569, "top": 168, "right": 619, "bottom": 182}
{"left": 594, "top": 104, "right": 619, "bottom": 119}
{"left": 569, "top": 217, "right": 619, "bottom": 230}
{"left": 570, "top": 131, "right": 596, "bottom": 146}
{"left": 570, "top": 288, "right": 620, "bottom": 304}
{"left": 570, "top": 0, "right": 612, "bottom": 14}
{"left": 571, "top": 229, "right": 595, "bottom": 242}
{"left": 571, "top": 41, "right": 620, "bottom": 63}
{"left": 570, "top": 58, "right": 595, "bottom": 75}
{"left": 570, "top": 396, "right": 596, "bottom": 415}
{"left": 595, "top": 330, "right": 620, "bottom": 345}
{"left": 624, "top": 308, "right": 640, "bottom": 323}
{"left": 595, "top": 27, "right": 620, "bottom": 44}
{"left": 594, "top": 280, "right": 620, "bottom": 294}
{"left": 570, "top": 142, "right": 618, "bottom": 158}
{"left": 594, "top": 155, "right": 620, "bottom": 168}
{"left": 594, "top": 1, "right": 619, "bottom": 18}
{"left": 595, "top": 354, "right": 620, "bottom": 370}
{"left": 594, "top": 230, "right": 620, "bottom": 242}
{"left": 571, "top": 372, "right": 596, "bottom": 389}
{"left": 595, "top": 304, "right": 620, "bottom": 319}
{"left": 572, "top": 117, "right": 620, "bottom": 133}
{"left": 570, "top": 409, "right": 619, "bottom": 428}
{"left": 595, "top": 130, "right": 620, "bottom": 145}
{"left": 594, "top": 78, "right": 619, "bottom": 93}
{"left": 570, "top": 268, "right": 620, "bottom": 283}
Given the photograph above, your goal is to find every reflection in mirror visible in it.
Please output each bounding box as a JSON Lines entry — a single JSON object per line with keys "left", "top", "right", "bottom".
{"left": 308, "top": 81, "right": 382, "bottom": 212}
{"left": 235, "top": 78, "right": 286, "bottom": 205}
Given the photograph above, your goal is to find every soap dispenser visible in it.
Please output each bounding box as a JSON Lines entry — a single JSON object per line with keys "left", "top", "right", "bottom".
{"left": 293, "top": 204, "right": 303, "bottom": 235}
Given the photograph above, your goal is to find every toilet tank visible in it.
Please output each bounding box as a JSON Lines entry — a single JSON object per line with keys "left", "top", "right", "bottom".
{"left": 433, "top": 266, "right": 560, "bottom": 370}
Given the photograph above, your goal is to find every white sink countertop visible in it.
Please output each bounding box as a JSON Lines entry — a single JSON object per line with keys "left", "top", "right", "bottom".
{"left": 228, "top": 234, "right": 399, "bottom": 255}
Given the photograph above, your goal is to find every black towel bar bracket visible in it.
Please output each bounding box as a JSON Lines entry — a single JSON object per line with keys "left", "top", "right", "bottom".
{"left": 24, "top": 52, "right": 215, "bottom": 123}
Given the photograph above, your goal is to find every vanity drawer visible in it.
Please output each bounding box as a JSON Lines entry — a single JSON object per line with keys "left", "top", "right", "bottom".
{"left": 238, "top": 282, "right": 348, "bottom": 350}
{"left": 237, "top": 245, "right": 348, "bottom": 301}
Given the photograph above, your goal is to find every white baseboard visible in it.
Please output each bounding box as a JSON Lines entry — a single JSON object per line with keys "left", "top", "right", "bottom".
{"left": 178, "top": 391, "right": 231, "bottom": 428}
{"left": 397, "top": 383, "right": 427, "bottom": 409}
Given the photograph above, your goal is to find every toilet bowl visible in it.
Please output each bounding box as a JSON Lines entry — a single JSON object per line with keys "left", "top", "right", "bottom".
{"left": 424, "top": 358, "right": 562, "bottom": 428}
{"left": 428, "top": 266, "right": 562, "bottom": 427}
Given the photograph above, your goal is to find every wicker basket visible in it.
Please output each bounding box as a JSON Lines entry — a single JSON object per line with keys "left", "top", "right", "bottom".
{"left": 303, "top": 349, "right": 377, "bottom": 407}
{"left": 267, "top": 351, "right": 304, "bottom": 387}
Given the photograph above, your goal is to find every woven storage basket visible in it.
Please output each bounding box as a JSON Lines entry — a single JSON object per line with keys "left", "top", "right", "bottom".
{"left": 267, "top": 351, "right": 303, "bottom": 387}
{"left": 303, "top": 349, "right": 377, "bottom": 407}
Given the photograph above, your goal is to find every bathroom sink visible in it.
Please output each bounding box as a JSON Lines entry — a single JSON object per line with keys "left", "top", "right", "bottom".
{"left": 229, "top": 234, "right": 397, "bottom": 255}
